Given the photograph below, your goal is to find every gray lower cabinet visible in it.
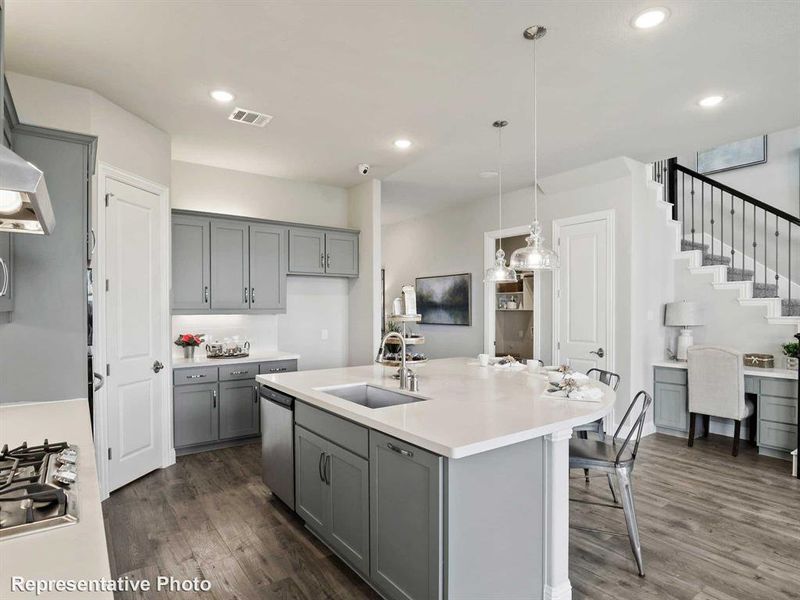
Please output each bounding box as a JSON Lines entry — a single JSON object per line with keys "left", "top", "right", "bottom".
{"left": 219, "top": 379, "right": 260, "bottom": 439}
{"left": 289, "top": 228, "right": 326, "bottom": 274}
{"left": 173, "top": 382, "right": 219, "bottom": 447}
{"left": 249, "top": 224, "right": 287, "bottom": 311}
{"left": 0, "top": 232, "right": 12, "bottom": 313}
{"left": 370, "top": 431, "right": 442, "bottom": 600}
{"left": 653, "top": 381, "right": 688, "bottom": 432}
{"left": 171, "top": 214, "right": 210, "bottom": 310}
{"left": 211, "top": 219, "right": 250, "bottom": 310}
{"left": 294, "top": 425, "right": 370, "bottom": 577}
{"left": 325, "top": 231, "right": 358, "bottom": 276}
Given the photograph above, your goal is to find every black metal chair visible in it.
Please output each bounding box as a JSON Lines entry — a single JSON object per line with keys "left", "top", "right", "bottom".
{"left": 574, "top": 368, "right": 621, "bottom": 439}
{"left": 569, "top": 390, "right": 652, "bottom": 577}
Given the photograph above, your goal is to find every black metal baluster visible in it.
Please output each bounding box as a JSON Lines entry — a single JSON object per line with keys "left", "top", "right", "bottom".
{"left": 691, "top": 177, "right": 696, "bottom": 246}
{"left": 764, "top": 208, "right": 767, "bottom": 290}
{"left": 730, "top": 193, "right": 735, "bottom": 266}
{"left": 752, "top": 204, "right": 757, "bottom": 283}
{"left": 710, "top": 186, "right": 714, "bottom": 256}
{"left": 789, "top": 223, "right": 792, "bottom": 308}
{"left": 774, "top": 214, "right": 779, "bottom": 295}
{"left": 720, "top": 189, "right": 724, "bottom": 258}
{"left": 682, "top": 172, "right": 685, "bottom": 240}
{"left": 701, "top": 182, "right": 705, "bottom": 256}
{"left": 742, "top": 196, "right": 745, "bottom": 272}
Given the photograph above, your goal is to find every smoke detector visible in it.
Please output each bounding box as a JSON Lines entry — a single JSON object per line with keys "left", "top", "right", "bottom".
{"left": 228, "top": 107, "right": 273, "bottom": 127}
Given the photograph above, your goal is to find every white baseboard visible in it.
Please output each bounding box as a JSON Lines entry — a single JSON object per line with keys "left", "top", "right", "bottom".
{"left": 544, "top": 581, "right": 572, "bottom": 600}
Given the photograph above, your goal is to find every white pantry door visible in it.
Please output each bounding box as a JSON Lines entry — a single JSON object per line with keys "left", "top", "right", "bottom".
{"left": 105, "top": 178, "right": 165, "bottom": 491}
{"left": 555, "top": 213, "right": 612, "bottom": 374}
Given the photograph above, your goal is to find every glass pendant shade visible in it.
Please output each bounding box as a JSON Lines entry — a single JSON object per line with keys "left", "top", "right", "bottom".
{"left": 509, "top": 220, "right": 559, "bottom": 271}
{"left": 485, "top": 248, "right": 518, "bottom": 283}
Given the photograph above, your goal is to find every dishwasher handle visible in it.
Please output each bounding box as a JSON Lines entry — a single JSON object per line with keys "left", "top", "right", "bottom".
{"left": 260, "top": 385, "right": 294, "bottom": 409}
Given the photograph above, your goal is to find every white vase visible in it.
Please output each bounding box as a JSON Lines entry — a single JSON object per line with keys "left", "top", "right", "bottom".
{"left": 786, "top": 356, "right": 799, "bottom": 370}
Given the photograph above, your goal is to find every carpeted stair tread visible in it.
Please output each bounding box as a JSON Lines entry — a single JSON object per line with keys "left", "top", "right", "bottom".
{"left": 703, "top": 254, "right": 732, "bottom": 266}
{"left": 782, "top": 299, "right": 800, "bottom": 316}
{"left": 681, "top": 239, "right": 709, "bottom": 252}
{"left": 752, "top": 282, "right": 779, "bottom": 298}
{"left": 727, "top": 267, "right": 755, "bottom": 281}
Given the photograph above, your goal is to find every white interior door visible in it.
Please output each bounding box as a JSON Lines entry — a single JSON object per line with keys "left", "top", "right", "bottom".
{"left": 105, "top": 178, "right": 165, "bottom": 491}
{"left": 555, "top": 214, "right": 611, "bottom": 374}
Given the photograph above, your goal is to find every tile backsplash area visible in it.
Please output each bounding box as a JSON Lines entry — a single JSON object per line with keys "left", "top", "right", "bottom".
{"left": 171, "top": 314, "right": 278, "bottom": 359}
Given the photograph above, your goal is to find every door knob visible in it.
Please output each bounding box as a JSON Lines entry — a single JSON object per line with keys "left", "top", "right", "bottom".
{"left": 590, "top": 347, "right": 605, "bottom": 358}
{"left": 152, "top": 360, "right": 165, "bottom": 373}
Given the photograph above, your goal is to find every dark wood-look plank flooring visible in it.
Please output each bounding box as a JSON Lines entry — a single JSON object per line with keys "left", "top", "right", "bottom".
{"left": 103, "top": 434, "right": 800, "bottom": 600}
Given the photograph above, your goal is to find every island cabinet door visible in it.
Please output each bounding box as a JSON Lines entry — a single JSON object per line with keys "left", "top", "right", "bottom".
{"left": 370, "top": 431, "right": 442, "bottom": 600}
{"left": 218, "top": 380, "right": 260, "bottom": 440}
{"left": 327, "top": 443, "right": 370, "bottom": 577}
{"left": 173, "top": 383, "right": 219, "bottom": 448}
{"left": 295, "top": 426, "right": 329, "bottom": 532}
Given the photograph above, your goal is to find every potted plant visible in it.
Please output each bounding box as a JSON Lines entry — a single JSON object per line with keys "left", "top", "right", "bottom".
{"left": 175, "top": 333, "right": 204, "bottom": 358}
{"left": 781, "top": 340, "right": 799, "bottom": 370}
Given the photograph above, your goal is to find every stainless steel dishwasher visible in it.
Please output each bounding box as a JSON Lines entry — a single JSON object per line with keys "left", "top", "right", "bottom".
{"left": 260, "top": 385, "right": 295, "bottom": 509}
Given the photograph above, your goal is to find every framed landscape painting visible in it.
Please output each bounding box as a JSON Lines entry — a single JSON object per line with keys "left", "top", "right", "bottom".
{"left": 697, "top": 135, "right": 767, "bottom": 175}
{"left": 416, "top": 273, "right": 471, "bottom": 326}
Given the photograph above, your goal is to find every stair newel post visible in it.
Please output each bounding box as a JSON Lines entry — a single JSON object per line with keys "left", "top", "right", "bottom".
{"left": 681, "top": 171, "right": 686, "bottom": 240}
{"left": 667, "top": 157, "right": 677, "bottom": 221}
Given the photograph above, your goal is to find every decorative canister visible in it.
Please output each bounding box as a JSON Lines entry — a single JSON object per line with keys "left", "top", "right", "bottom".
{"left": 787, "top": 356, "right": 799, "bottom": 370}
{"left": 183, "top": 346, "right": 196, "bottom": 359}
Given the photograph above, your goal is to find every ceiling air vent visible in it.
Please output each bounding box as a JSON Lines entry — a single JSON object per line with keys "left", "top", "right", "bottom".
{"left": 228, "top": 107, "right": 273, "bottom": 127}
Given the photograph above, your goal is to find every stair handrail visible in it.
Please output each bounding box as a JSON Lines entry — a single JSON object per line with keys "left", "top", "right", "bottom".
{"left": 672, "top": 162, "right": 800, "bottom": 226}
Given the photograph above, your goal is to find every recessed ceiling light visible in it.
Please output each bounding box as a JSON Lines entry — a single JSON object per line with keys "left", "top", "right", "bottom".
{"left": 632, "top": 7, "right": 669, "bottom": 29}
{"left": 393, "top": 139, "right": 412, "bottom": 149}
{"left": 698, "top": 95, "right": 724, "bottom": 108}
{"left": 479, "top": 171, "right": 499, "bottom": 178}
{"left": 210, "top": 90, "right": 235, "bottom": 103}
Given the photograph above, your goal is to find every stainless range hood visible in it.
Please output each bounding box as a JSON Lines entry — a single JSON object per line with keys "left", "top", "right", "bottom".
{"left": 0, "top": 144, "right": 55, "bottom": 235}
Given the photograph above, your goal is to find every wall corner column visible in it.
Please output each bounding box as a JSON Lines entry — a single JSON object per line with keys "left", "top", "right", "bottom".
{"left": 543, "top": 428, "right": 573, "bottom": 600}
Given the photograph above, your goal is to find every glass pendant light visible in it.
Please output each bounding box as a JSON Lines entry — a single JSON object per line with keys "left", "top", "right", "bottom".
{"left": 484, "top": 120, "right": 518, "bottom": 284}
{"left": 510, "top": 26, "right": 559, "bottom": 272}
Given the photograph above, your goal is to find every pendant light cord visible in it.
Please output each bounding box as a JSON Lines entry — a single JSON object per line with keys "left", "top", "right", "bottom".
{"left": 498, "top": 124, "right": 504, "bottom": 253}
{"left": 532, "top": 35, "right": 538, "bottom": 222}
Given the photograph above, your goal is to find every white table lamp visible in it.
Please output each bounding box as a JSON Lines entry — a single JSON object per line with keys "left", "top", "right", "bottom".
{"left": 665, "top": 301, "right": 704, "bottom": 360}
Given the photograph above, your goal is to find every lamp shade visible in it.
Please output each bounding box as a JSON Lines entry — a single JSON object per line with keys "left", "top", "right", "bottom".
{"left": 664, "top": 301, "right": 704, "bottom": 327}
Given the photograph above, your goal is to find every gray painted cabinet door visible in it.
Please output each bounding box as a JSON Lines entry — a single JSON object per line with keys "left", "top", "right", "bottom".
{"left": 0, "top": 233, "right": 12, "bottom": 313}
{"left": 211, "top": 220, "right": 250, "bottom": 310}
{"left": 327, "top": 442, "right": 370, "bottom": 577}
{"left": 171, "top": 215, "right": 210, "bottom": 310}
{"left": 325, "top": 232, "right": 359, "bottom": 276}
{"left": 173, "top": 383, "right": 219, "bottom": 448}
{"left": 294, "top": 426, "right": 329, "bottom": 532}
{"left": 288, "top": 228, "right": 325, "bottom": 274}
{"left": 370, "top": 431, "right": 442, "bottom": 600}
{"left": 219, "top": 379, "right": 260, "bottom": 439}
{"left": 249, "top": 224, "right": 287, "bottom": 311}
{"left": 653, "top": 382, "right": 689, "bottom": 432}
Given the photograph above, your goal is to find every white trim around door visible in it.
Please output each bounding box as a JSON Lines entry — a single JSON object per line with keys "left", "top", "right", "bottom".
{"left": 552, "top": 210, "right": 616, "bottom": 431}
{"left": 483, "top": 225, "right": 542, "bottom": 361}
{"left": 94, "top": 163, "right": 172, "bottom": 499}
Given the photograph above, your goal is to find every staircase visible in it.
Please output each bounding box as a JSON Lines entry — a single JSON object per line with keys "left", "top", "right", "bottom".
{"left": 652, "top": 158, "right": 800, "bottom": 326}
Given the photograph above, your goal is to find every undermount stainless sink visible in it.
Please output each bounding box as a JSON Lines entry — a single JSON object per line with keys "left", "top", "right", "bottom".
{"left": 320, "top": 384, "right": 426, "bottom": 409}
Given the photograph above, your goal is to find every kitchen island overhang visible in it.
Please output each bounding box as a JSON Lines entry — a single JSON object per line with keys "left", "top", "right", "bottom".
{"left": 257, "top": 357, "right": 615, "bottom": 600}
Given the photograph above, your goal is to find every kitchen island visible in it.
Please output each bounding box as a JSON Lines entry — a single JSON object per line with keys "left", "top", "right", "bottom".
{"left": 257, "top": 357, "right": 615, "bottom": 600}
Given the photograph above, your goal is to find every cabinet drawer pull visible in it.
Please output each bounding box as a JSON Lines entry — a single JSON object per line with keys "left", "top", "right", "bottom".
{"left": 320, "top": 253, "right": 324, "bottom": 268}
{"left": 212, "top": 389, "right": 217, "bottom": 408}
{"left": 230, "top": 370, "right": 248, "bottom": 375}
{"left": 187, "top": 374, "right": 206, "bottom": 379}
{"left": 0, "top": 258, "right": 8, "bottom": 297}
{"left": 250, "top": 287, "right": 255, "bottom": 304}
{"left": 204, "top": 285, "right": 209, "bottom": 303}
{"left": 326, "top": 253, "right": 330, "bottom": 269}
{"left": 268, "top": 367, "right": 288, "bottom": 373}
{"left": 387, "top": 442, "right": 413, "bottom": 458}
{"left": 325, "top": 454, "right": 331, "bottom": 485}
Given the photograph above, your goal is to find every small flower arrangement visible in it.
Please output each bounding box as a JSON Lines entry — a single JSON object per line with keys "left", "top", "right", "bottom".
{"left": 549, "top": 376, "right": 580, "bottom": 395}
{"left": 557, "top": 364, "right": 572, "bottom": 375}
{"left": 175, "top": 333, "right": 204, "bottom": 347}
{"left": 782, "top": 341, "right": 799, "bottom": 370}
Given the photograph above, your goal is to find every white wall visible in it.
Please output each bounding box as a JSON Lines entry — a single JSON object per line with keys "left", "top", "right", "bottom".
{"left": 171, "top": 160, "right": 348, "bottom": 227}
{"left": 170, "top": 161, "right": 355, "bottom": 370}
{"left": 679, "top": 126, "right": 800, "bottom": 218}
{"left": 347, "top": 179, "right": 382, "bottom": 366}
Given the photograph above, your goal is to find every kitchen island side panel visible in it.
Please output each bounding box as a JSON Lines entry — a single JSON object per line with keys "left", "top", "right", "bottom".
{"left": 445, "top": 436, "right": 545, "bottom": 600}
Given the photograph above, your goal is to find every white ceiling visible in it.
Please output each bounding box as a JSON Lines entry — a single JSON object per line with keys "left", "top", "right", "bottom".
{"left": 6, "top": 1, "right": 799, "bottom": 224}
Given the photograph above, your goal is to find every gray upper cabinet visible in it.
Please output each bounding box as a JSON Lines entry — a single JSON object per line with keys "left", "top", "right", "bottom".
{"left": 171, "top": 215, "right": 210, "bottom": 311}
{"left": 219, "top": 379, "right": 260, "bottom": 439}
{"left": 289, "top": 228, "right": 326, "bottom": 274}
{"left": 173, "top": 382, "right": 219, "bottom": 448}
{"left": 370, "top": 431, "right": 442, "bottom": 600}
{"left": 0, "top": 233, "right": 13, "bottom": 313}
{"left": 249, "top": 224, "right": 287, "bottom": 311}
{"left": 211, "top": 220, "right": 250, "bottom": 310}
{"left": 325, "top": 231, "right": 359, "bottom": 276}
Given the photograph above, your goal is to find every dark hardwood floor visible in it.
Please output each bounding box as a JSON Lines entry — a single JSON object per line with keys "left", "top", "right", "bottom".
{"left": 103, "top": 433, "right": 800, "bottom": 600}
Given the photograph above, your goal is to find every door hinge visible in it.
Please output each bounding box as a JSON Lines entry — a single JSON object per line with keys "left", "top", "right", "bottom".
{"left": 107, "top": 448, "right": 112, "bottom": 460}
{"left": 557, "top": 342, "right": 561, "bottom": 350}
{"left": 106, "top": 363, "right": 110, "bottom": 376}
{"left": 105, "top": 279, "right": 109, "bottom": 292}
{"left": 556, "top": 289, "right": 560, "bottom": 298}
{"left": 105, "top": 193, "right": 110, "bottom": 207}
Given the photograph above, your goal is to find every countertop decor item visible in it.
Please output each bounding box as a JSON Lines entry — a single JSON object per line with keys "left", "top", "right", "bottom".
{"left": 743, "top": 353, "right": 774, "bottom": 369}
{"left": 484, "top": 119, "right": 518, "bottom": 284}
{"left": 174, "top": 333, "right": 204, "bottom": 358}
{"left": 416, "top": 273, "right": 471, "bottom": 325}
{"left": 401, "top": 284, "right": 417, "bottom": 316}
{"left": 509, "top": 26, "right": 559, "bottom": 272}
{"left": 782, "top": 340, "right": 799, "bottom": 370}
{"left": 664, "top": 301, "right": 704, "bottom": 360}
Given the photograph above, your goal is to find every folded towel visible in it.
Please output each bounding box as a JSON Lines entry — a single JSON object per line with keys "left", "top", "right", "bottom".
{"left": 493, "top": 361, "right": 526, "bottom": 371}
{"left": 567, "top": 387, "right": 603, "bottom": 402}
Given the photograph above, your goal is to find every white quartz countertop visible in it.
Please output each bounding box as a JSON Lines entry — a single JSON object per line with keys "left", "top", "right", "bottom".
{"left": 256, "top": 357, "right": 615, "bottom": 459}
{"left": 0, "top": 398, "right": 113, "bottom": 599}
{"left": 172, "top": 350, "right": 300, "bottom": 369}
{"left": 653, "top": 360, "right": 798, "bottom": 380}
